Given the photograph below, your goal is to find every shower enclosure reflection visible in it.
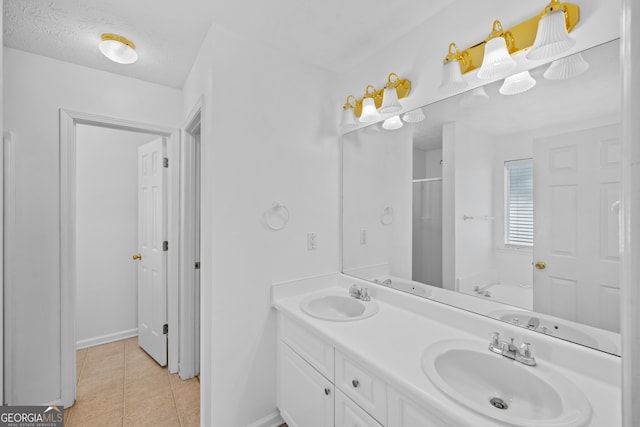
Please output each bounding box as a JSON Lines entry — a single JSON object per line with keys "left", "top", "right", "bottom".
{"left": 342, "top": 39, "right": 621, "bottom": 355}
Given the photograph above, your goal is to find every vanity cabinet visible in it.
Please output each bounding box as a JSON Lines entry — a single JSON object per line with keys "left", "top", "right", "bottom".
{"left": 279, "top": 342, "right": 334, "bottom": 427}
{"left": 387, "top": 387, "right": 454, "bottom": 427}
{"left": 335, "top": 388, "right": 383, "bottom": 427}
{"left": 278, "top": 314, "right": 449, "bottom": 427}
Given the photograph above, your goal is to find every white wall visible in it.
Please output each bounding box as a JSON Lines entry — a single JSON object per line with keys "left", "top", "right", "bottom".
{"left": 2, "top": 47, "right": 181, "bottom": 405}
{"left": 182, "top": 24, "right": 339, "bottom": 426}
{"left": 343, "top": 127, "right": 413, "bottom": 279}
{"left": 75, "top": 125, "right": 157, "bottom": 348}
{"left": 443, "top": 122, "right": 494, "bottom": 290}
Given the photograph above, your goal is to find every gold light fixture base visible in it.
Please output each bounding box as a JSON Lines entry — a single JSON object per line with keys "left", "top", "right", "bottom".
{"left": 101, "top": 33, "right": 136, "bottom": 50}
{"left": 444, "top": 1, "right": 579, "bottom": 74}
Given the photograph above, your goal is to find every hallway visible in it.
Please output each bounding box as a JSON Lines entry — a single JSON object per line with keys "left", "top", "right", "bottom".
{"left": 64, "top": 337, "right": 199, "bottom": 426}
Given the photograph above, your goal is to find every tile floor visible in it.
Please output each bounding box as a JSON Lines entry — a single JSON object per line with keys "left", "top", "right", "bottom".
{"left": 64, "top": 337, "right": 199, "bottom": 427}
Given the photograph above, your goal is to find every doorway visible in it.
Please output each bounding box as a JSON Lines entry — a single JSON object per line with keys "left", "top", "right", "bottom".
{"left": 59, "top": 109, "right": 198, "bottom": 408}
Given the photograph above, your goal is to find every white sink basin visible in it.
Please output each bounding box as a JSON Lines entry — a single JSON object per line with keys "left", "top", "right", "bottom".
{"left": 421, "top": 339, "right": 592, "bottom": 427}
{"left": 300, "top": 294, "right": 379, "bottom": 321}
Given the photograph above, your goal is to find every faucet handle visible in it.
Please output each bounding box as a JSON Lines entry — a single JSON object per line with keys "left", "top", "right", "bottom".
{"left": 520, "top": 342, "right": 534, "bottom": 358}
{"left": 489, "top": 332, "right": 500, "bottom": 347}
{"left": 360, "top": 288, "right": 370, "bottom": 301}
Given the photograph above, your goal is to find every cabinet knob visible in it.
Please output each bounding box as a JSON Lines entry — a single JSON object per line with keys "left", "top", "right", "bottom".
{"left": 324, "top": 388, "right": 331, "bottom": 396}
{"left": 352, "top": 379, "right": 360, "bottom": 388}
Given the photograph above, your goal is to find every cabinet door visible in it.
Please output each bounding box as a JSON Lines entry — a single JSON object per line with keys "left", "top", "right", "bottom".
{"left": 388, "top": 387, "right": 454, "bottom": 427}
{"left": 279, "top": 342, "right": 334, "bottom": 427}
{"left": 335, "top": 389, "right": 383, "bottom": 427}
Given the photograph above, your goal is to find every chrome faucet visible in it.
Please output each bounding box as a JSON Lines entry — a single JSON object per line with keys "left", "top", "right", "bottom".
{"left": 349, "top": 284, "right": 371, "bottom": 301}
{"left": 527, "top": 317, "right": 540, "bottom": 329}
{"left": 489, "top": 332, "right": 536, "bottom": 366}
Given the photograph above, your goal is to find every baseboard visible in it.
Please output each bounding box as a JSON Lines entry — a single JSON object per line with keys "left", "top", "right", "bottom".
{"left": 246, "top": 410, "right": 284, "bottom": 427}
{"left": 76, "top": 328, "right": 138, "bottom": 349}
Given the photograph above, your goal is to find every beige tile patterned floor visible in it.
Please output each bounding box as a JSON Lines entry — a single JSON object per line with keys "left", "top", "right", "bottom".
{"left": 64, "top": 337, "right": 199, "bottom": 427}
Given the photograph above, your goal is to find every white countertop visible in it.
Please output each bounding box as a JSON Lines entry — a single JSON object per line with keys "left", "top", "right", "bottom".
{"left": 272, "top": 273, "right": 622, "bottom": 427}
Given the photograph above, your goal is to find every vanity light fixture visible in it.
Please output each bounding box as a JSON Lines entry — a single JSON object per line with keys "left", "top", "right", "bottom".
{"left": 438, "top": 43, "right": 469, "bottom": 94}
{"left": 477, "top": 21, "right": 517, "bottom": 80}
{"left": 98, "top": 33, "right": 138, "bottom": 64}
{"left": 543, "top": 52, "right": 589, "bottom": 80}
{"left": 499, "top": 71, "right": 537, "bottom": 95}
{"left": 382, "top": 115, "right": 403, "bottom": 130}
{"left": 340, "top": 96, "right": 357, "bottom": 130}
{"left": 402, "top": 107, "right": 426, "bottom": 123}
{"left": 526, "top": 0, "right": 577, "bottom": 60}
{"left": 439, "top": 1, "right": 579, "bottom": 83}
{"left": 341, "top": 73, "right": 412, "bottom": 126}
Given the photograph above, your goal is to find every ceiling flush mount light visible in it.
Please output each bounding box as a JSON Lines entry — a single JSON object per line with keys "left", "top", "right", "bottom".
{"left": 477, "top": 21, "right": 517, "bottom": 80}
{"left": 543, "top": 52, "right": 589, "bottom": 80}
{"left": 382, "top": 116, "right": 403, "bottom": 130}
{"left": 499, "top": 71, "right": 537, "bottom": 95}
{"left": 439, "top": 43, "right": 469, "bottom": 94}
{"left": 99, "top": 33, "right": 138, "bottom": 64}
{"left": 527, "top": 0, "right": 578, "bottom": 60}
{"left": 341, "top": 73, "right": 412, "bottom": 128}
{"left": 402, "top": 108, "right": 426, "bottom": 123}
{"left": 439, "top": 1, "right": 579, "bottom": 81}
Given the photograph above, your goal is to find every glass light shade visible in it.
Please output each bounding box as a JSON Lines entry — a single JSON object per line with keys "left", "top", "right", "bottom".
{"left": 402, "top": 108, "right": 426, "bottom": 123}
{"left": 459, "top": 86, "right": 490, "bottom": 108}
{"left": 499, "top": 71, "right": 537, "bottom": 95}
{"left": 379, "top": 87, "right": 402, "bottom": 114}
{"left": 439, "top": 60, "right": 468, "bottom": 94}
{"left": 99, "top": 39, "right": 138, "bottom": 64}
{"left": 359, "top": 97, "right": 381, "bottom": 123}
{"left": 382, "top": 115, "right": 403, "bottom": 130}
{"left": 543, "top": 52, "right": 589, "bottom": 80}
{"left": 340, "top": 107, "right": 357, "bottom": 131}
{"left": 526, "top": 10, "right": 576, "bottom": 61}
{"left": 477, "top": 37, "right": 517, "bottom": 80}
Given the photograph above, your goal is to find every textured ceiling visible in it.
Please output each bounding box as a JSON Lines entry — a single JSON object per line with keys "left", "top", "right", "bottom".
{"left": 3, "top": 0, "right": 454, "bottom": 89}
{"left": 3, "top": 0, "right": 217, "bottom": 88}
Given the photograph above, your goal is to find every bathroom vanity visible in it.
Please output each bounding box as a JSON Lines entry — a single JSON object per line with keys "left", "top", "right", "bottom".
{"left": 273, "top": 274, "right": 621, "bottom": 427}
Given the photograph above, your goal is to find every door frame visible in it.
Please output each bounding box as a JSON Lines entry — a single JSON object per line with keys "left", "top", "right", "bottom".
{"left": 178, "top": 100, "right": 202, "bottom": 379}
{"left": 59, "top": 109, "right": 178, "bottom": 407}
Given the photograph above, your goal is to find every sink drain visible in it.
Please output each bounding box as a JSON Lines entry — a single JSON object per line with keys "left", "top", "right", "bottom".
{"left": 490, "top": 397, "right": 509, "bottom": 410}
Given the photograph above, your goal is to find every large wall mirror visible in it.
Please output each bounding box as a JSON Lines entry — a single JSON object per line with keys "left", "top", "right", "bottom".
{"left": 342, "top": 39, "right": 621, "bottom": 355}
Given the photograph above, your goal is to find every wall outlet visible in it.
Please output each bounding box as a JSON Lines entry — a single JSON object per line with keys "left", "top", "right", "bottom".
{"left": 307, "top": 232, "right": 317, "bottom": 250}
{"left": 360, "top": 229, "right": 368, "bottom": 245}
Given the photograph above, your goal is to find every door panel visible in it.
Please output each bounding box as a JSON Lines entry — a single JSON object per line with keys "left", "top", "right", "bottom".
{"left": 138, "top": 138, "right": 167, "bottom": 365}
{"left": 533, "top": 124, "right": 621, "bottom": 332}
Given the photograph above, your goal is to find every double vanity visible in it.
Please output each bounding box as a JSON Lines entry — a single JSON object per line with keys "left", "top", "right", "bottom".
{"left": 273, "top": 274, "right": 621, "bottom": 427}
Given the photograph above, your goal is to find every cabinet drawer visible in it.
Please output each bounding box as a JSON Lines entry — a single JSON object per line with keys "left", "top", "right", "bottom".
{"left": 335, "top": 350, "right": 387, "bottom": 423}
{"left": 280, "top": 314, "right": 334, "bottom": 381}
{"left": 335, "top": 389, "right": 383, "bottom": 427}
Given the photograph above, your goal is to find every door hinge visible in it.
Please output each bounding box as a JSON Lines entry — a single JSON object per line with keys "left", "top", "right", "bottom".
{"left": 163, "top": 324, "right": 168, "bottom": 335}
{"left": 195, "top": 261, "right": 201, "bottom": 270}
{"left": 163, "top": 241, "right": 169, "bottom": 251}
{"left": 163, "top": 157, "right": 169, "bottom": 168}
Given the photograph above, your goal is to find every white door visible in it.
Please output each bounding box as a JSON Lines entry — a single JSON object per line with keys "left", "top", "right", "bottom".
{"left": 136, "top": 138, "right": 168, "bottom": 365}
{"left": 533, "top": 124, "right": 621, "bottom": 332}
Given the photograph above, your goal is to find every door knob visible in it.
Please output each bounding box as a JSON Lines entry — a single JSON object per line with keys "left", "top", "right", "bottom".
{"left": 132, "top": 253, "right": 142, "bottom": 261}
{"left": 534, "top": 261, "right": 546, "bottom": 270}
